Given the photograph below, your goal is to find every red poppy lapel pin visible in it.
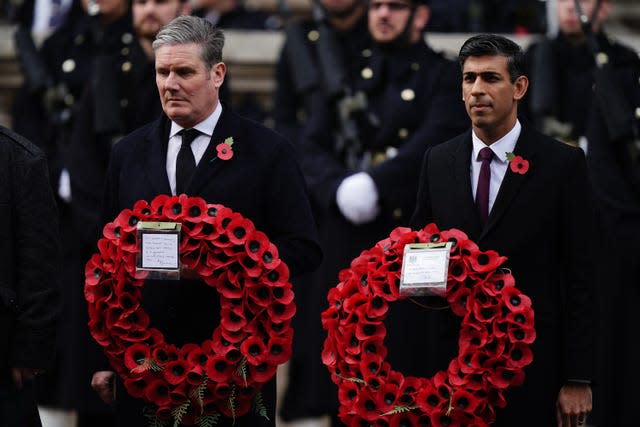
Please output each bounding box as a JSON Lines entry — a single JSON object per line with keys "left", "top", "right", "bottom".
{"left": 506, "top": 152, "right": 529, "bottom": 175}
{"left": 214, "top": 136, "right": 234, "bottom": 161}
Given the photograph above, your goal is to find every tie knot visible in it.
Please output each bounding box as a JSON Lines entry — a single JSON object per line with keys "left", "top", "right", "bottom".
{"left": 179, "top": 128, "right": 201, "bottom": 146}
{"left": 478, "top": 147, "right": 494, "bottom": 162}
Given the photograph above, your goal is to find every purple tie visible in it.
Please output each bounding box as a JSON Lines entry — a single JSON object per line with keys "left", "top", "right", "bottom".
{"left": 476, "top": 147, "right": 494, "bottom": 225}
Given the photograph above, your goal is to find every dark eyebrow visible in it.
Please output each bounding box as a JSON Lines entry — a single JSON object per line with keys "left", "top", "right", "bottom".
{"left": 463, "top": 71, "right": 503, "bottom": 80}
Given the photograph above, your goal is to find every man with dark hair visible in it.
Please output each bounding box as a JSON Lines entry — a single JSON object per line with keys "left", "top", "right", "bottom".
{"left": 90, "top": 16, "right": 321, "bottom": 427}
{"left": 411, "top": 34, "right": 595, "bottom": 426}
{"left": 0, "top": 125, "right": 60, "bottom": 427}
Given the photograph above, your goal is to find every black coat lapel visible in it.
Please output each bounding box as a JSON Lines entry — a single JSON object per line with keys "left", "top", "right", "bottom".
{"left": 451, "top": 132, "right": 483, "bottom": 238}
{"left": 481, "top": 124, "right": 538, "bottom": 240}
{"left": 142, "top": 116, "right": 172, "bottom": 195}
{"left": 188, "top": 105, "right": 241, "bottom": 195}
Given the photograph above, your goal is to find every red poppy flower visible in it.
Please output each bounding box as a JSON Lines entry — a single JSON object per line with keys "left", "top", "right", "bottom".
{"left": 337, "top": 380, "right": 359, "bottom": 406}
{"left": 220, "top": 307, "right": 247, "bottom": 332}
{"left": 359, "top": 351, "right": 384, "bottom": 382}
{"left": 216, "top": 142, "right": 233, "bottom": 160}
{"left": 240, "top": 335, "right": 267, "bottom": 366}
{"left": 267, "top": 300, "right": 296, "bottom": 322}
{"left": 468, "top": 250, "right": 507, "bottom": 274}
{"left": 390, "top": 412, "right": 420, "bottom": 427}
{"left": 354, "top": 388, "right": 380, "bottom": 421}
{"left": 270, "top": 283, "right": 294, "bottom": 305}
{"left": 247, "top": 361, "right": 277, "bottom": 383}
{"left": 123, "top": 377, "right": 148, "bottom": 398}
{"left": 355, "top": 319, "right": 385, "bottom": 341}
{"left": 204, "top": 355, "right": 235, "bottom": 383}
{"left": 501, "top": 287, "right": 532, "bottom": 313}
{"left": 506, "top": 323, "right": 536, "bottom": 344}
{"left": 162, "top": 194, "right": 188, "bottom": 219}
{"left": 483, "top": 272, "right": 515, "bottom": 296}
{"left": 144, "top": 380, "right": 172, "bottom": 407}
{"left": 227, "top": 217, "right": 255, "bottom": 245}
{"left": 244, "top": 231, "right": 269, "bottom": 261}
{"left": 124, "top": 343, "right": 151, "bottom": 371}
{"left": 267, "top": 336, "right": 292, "bottom": 364}
{"left": 238, "top": 254, "right": 263, "bottom": 278}
{"left": 163, "top": 360, "right": 189, "bottom": 385}
{"left": 183, "top": 197, "right": 207, "bottom": 223}
{"left": 509, "top": 155, "right": 529, "bottom": 174}
{"left": 505, "top": 342, "right": 533, "bottom": 369}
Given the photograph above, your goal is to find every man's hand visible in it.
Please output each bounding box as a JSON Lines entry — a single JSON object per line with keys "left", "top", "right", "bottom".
{"left": 91, "top": 370, "right": 116, "bottom": 404}
{"left": 336, "top": 172, "right": 380, "bottom": 225}
{"left": 10, "top": 367, "right": 40, "bottom": 389}
{"left": 556, "top": 383, "right": 592, "bottom": 427}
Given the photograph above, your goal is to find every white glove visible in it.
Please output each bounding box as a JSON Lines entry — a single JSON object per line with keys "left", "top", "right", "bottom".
{"left": 58, "top": 168, "right": 72, "bottom": 202}
{"left": 336, "top": 172, "right": 380, "bottom": 225}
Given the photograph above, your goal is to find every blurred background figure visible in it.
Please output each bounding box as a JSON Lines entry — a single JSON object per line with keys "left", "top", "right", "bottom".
{"left": 273, "top": 0, "right": 370, "bottom": 424}
{"left": 524, "top": 1, "right": 640, "bottom": 426}
{"left": 1, "top": 125, "right": 60, "bottom": 427}
{"left": 193, "top": 0, "right": 282, "bottom": 29}
{"left": 277, "top": 0, "right": 468, "bottom": 424}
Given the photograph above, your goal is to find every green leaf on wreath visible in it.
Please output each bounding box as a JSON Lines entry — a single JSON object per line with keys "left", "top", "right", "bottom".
{"left": 253, "top": 391, "right": 270, "bottom": 420}
{"left": 172, "top": 401, "right": 190, "bottom": 427}
{"left": 196, "top": 414, "right": 220, "bottom": 427}
{"left": 133, "top": 358, "right": 163, "bottom": 374}
{"left": 228, "top": 385, "right": 237, "bottom": 424}
{"left": 235, "top": 357, "right": 248, "bottom": 387}
{"left": 190, "top": 377, "right": 208, "bottom": 414}
{"left": 380, "top": 405, "right": 418, "bottom": 416}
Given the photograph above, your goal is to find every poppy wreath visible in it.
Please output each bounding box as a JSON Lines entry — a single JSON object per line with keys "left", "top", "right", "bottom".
{"left": 321, "top": 224, "right": 536, "bottom": 426}
{"left": 85, "top": 194, "right": 295, "bottom": 426}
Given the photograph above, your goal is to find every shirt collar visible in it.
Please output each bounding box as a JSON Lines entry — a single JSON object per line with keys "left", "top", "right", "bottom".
{"left": 169, "top": 102, "right": 223, "bottom": 139}
{"left": 471, "top": 119, "right": 521, "bottom": 163}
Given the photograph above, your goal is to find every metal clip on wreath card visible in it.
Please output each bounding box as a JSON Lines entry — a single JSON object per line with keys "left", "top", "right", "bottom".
{"left": 400, "top": 242, "right": 452, "bottom": 297}
{"left": 135, "top": 222, "right": 181, "bottom": 280}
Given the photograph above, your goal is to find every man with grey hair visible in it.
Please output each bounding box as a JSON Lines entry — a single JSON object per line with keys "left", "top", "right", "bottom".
{"left": 90, "top": 15, "right": 321, "bottom": 426}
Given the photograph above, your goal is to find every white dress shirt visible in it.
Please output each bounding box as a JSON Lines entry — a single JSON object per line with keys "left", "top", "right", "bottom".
{"left": 470, "top": 120, "right": 521, "bottom": 214}
{"left": 167, "top": 102, "right": 223, "bottom": 195}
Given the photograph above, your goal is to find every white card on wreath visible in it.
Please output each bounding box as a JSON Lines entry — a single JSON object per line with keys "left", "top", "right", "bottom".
{"left": 399, "top": 242, "right": 452, "bottom": 297}
{"left": 136, "top": 221, "right": 182, "bottom": 280}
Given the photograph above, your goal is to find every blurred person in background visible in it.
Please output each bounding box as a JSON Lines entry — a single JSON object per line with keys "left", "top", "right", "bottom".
{"left": 524, "top": 1, "right": 640, "bottom": 425}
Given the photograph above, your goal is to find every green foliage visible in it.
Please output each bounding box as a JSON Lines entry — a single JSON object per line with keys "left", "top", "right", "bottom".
{"left": 172, "top": 401, "right": 190, "bottom": 427}
{"left": 253, "top": 391, "right": 270, "bottom": 421}
{"left": 196, "top": 414, "right": 220, "bottom": 427}
{"left": 235, "top": 357, "right": 248, "bottom": 387}
{"left": 228, "top": 386, "right": 237, "bottom": 424}
{"left": 133, "top": 358, "right": 163, "bottom": 374}
{"left": 380, "top": 405, "right": 418, "bottom": 416}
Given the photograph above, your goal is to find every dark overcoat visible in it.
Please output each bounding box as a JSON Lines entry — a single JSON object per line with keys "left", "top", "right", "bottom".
{"left": 409, "top": 123, "right": 596, "bottom": 425}
{"left": 99, "top": 105, "right": 322, "bottom": 426}
{"left": 0, "top": 126, "right": 60, "bottom": 427}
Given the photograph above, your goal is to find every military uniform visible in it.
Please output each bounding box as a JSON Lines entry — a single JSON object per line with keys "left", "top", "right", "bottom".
{"left": 11, "top": 0, "right": 93, "bottom": 188}
{"left": 525, "top": 32, "right": 640, "bottom": 426}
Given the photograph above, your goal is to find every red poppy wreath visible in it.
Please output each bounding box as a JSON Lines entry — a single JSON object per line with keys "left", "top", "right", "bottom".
{"left": 85, "top": 194, "right": 294, "bottom": 426}
{"left": 321, "top": 224, "right": 536, "bottom": 426}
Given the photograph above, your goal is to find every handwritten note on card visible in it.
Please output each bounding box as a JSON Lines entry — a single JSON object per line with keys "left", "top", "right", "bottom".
{"left": 141, "top": 232, "right": 179, "bottom": 269}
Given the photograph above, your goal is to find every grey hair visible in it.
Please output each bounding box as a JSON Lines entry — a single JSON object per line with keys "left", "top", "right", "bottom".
{"left": 152, "top": 16, "right": 225, "bottom": 70}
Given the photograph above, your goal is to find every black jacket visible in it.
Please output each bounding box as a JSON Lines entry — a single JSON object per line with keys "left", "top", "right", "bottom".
{"left": 0, "top": 126, "right": 60, "bottom": 374}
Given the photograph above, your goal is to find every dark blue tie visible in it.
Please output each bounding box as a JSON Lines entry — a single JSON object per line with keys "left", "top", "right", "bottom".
{"left": 476, "top": 146, "right": 494, "bottom": 225}
{"left": 175, "top": 129, "right": 200, "bottom": 195}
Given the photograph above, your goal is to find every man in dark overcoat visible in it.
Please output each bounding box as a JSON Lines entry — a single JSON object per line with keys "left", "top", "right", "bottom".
{"left": 90, "top": 16, "right": 321, "bottom": 427}
{"left": 411, "top": 34, "right": 596, "bottom": 427}
{"left": 0, "top": 126, "right": 60, "bottom": 427}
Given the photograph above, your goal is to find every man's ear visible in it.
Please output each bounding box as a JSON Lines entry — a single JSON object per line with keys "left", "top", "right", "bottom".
{"left": 413, "top": 5, "right": 430, "bottom": 33}
{"left": 212, "top": 62, "right": 226, "bottom": 89}
{"left": 513, "top": 75, "right": 529, "bottom": 101}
